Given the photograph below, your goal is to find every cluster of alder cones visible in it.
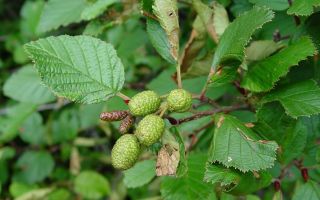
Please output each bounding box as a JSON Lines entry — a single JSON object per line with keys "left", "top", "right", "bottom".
{"left": 100, "top": 89, "right": 193, "bottom": 170}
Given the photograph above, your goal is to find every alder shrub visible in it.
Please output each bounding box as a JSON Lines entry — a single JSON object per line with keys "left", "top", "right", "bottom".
{"left": 1, "top": 0, "right": 320, "bottom": 199}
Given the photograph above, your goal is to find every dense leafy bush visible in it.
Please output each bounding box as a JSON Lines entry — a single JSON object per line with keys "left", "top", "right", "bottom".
{"left": 1, "top": 0, "right": 320, "bottom": 199}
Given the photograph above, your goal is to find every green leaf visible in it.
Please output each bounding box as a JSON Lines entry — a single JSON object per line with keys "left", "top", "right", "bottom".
{"left": 0, "top": 147, "right": 16, "bottom": 161}
{"left": 192, "top": 1, "right": 230, "bottom": 41}
{"left": 14, "top": 151, "right": 55, "bottom": 184}
{"left": 227, "top": 171, "right": 272, "bottom": 195}
{"left": 211, "top": 7, "right": 274, "bottom": 69}
{"left": 37, "top": 0, "right": 87, "bottom": 33}
{"left": 209, "top": 66, "right": 238, "bottom": 87}
{"left": 24, "top": 35, "right": 125, "bottom": 104}
{"left": 254, "top": 103, "right": 308, "bottom": 163}
{"left": 51, "top": 108, "right": 80, "bottom": 143}
{"left": 123, "top": 160, "right": 156, "bottom": 188}
{"left": 81, "top": 0, "right": 117, "bottom": 21}
{"left": 245, "top": 40, "right": 284, "bottom": 62}
{"left": 146, "top": 18, "right": 176, "bottom": 64}
{"left": 204, "top": 163, "right": 240, "bottom": 189}
{"left": 208, "top": 114, "right": 278, "bottom": 172}
{"left": 161, "top": 154, "right": 213, "bottom": 200}
{"left": 153, "top": 0, "right": 179, "bottom": 61}
{"left": 20, "top": 112, "right": 46, "bottom": 145}
{"left": 249, "top": 0, "right": 289, "bottom": 10}
{"left": 171, "top": 127, "right": 188, "bottom": 177}
{"left": 241, "top": 37, "right": 316, "bottom": 92}
{"left": 74, "top": 171, "right": 110, "bottom": 199}
{"left": 287, "top": 0, "right": 320, "bottom": 16}
{"left": 292, "top": 181, "right": 320, "bottom": 200}
{"left": 47, "top": 189, "right": 71, "bottom": 200}
{"left": 4, "top": 65, "right": 55, "bottom": 104}
{"left": 0, "top": 103, "right": 38, "bottom": 143}
{"left": 262, "top": 80, "right": 320, "bottom": 117}
{"left": 20, "top": 0, "right": 45, "bottom": 38}
{"left": 9, "top": 182, "right": 38, "bottom": 198}
{"left": 278, "top": 119, "right": 307, "bottom": 164}
{"left": 205, "top": 164, "right": 272, "bottom": 195}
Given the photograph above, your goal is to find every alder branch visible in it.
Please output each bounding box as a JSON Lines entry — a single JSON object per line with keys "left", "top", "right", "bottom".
{"left": 166, "top": 104, "right": 248, "bottom": 125}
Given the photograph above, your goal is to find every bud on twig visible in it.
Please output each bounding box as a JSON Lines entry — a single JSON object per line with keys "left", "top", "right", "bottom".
{"left": 274, "top": 180, "right": 281, "bottom": 191}
{"left": 119, "top": 114, "right": 134, "bottom": 134}
{"left": 100, "top": 111, "right": 128, "bottom": 121}
{"left": 301, "top": 168, "right": 309, "bottom": 182}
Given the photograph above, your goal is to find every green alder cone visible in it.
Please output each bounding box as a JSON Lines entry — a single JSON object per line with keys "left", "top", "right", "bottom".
{"left": 128, "top": 90, "right": 161, "bottom": 116}
{"left": 111, "top": 134, "right": 140, "bottom": 170}
{"left": 135, "top": 115, "right": 165, "bottom": 146}
{"left": 167, "top": 89, "right": 192, "bottom": 112}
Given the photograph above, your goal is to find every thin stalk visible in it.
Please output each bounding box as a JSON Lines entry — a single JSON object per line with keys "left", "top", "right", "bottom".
{"left": 200, "top": 68, "right": 215, "bottom": 98}
{"left": 176, "top": 62, "right": 183, "bottom": 89}
{"left": 117, "top": 92, "right": 131, "bottom": 101}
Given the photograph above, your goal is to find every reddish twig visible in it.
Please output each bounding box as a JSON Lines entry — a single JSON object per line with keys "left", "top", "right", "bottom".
{"left": 166, "top": 104, "right": 247, "bottom": 125}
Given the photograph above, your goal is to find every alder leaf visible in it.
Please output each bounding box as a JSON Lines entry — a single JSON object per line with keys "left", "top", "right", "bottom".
{"left": 204, "top": 164, "right": 272, "bottom": 195}
{"left": 192, "top": 1, "right": 229, "bottom": 42}
{"left": 241, "top": 37, "right": 316, "bottom": 92}
{"left": 152, "top": 0, "right": 179, "bottom": 61}
{"left": 24, "top": 35, "right": 125, "bottom": 104}
{"left": 292, "top": 181, "right": 320, "bottom": 200}
{"left": 0, "top": 103, "right": 38, "bottom": 143}
{"left": 287, "top": 0, "right": 320, "bottom": 16}
{"left": 211, "top": 7, "right": 274, "bottom": 70}
{"left": 37, "top": 0, "right": 87, "bottom": 33}
{"left": 249, "top": 0, "right": 289, "bottom": 11}
{"left": 244, "top": 40, "right": 284, "bottom": 62}
{"left": 81, "top": 0, "right": 117, "bottom": 21}
{"left": 170, "top": 127, "right": 187, "bottom": 177}
{"left": 124, "top": 160, "right": 156, "bottom": 188}
{"left": 3, "top": 65, "right": 55, "bottom": 104}
{"left": 146, "top": 18, "right": 176, "bottom": 64}
{"left": 161, "top": 154, "right": 213, "bottom": 200}
{"left": 208, "top": 114, "right": 278, "bottom": 172}
{"left": 262, "top": 80, "right": 320, "bottom": 118}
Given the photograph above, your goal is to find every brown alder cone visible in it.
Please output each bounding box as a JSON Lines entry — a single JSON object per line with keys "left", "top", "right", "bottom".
{"left": 119, "top": 114, "right": 134, "bottom": 134}
{"left": 100, "top": 111, "right": 128, "bottom": 121}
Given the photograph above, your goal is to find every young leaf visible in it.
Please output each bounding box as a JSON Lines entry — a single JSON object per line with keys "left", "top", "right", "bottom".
{"left": 287, "top": 0, "right": 320, "bottom": 16}
{"left": 211, "top": 7, "right": 274, "bottom": 70}
{"left": 123, "top": 160, "right": 156, "bottom": 188}
{"left": 208, "top": 114, "right": 278, "bottom": 172}
{"left": 13, "top": 151, "right": 55, "bottom": 184}
{"left": 146, "top": 19, "right": 177, "bottom": 64}
{"left": 262, "top": 80, "right": 320, "bottom": 117}
{"left": 161, "top": 154, "right": 213, "bottom": 200}
{"left": 37, "top": 0, "right": 87, "bottom": 33}
{"left": 244, "top": 40, "right": 284, "bottom": 62}
{"left": 3, "top": 65, "right": 55, "bottom": 104}
{"left": 74, "top": 171, "right": 110, "bottom": 199}
{"left": 180, "top": 16, "right": 207, "bottom": 75}
{"left": 152, "top": 0, "right": 179, "bottom": 61}
{"left": 24, "top": 35, "right": 125, "bottom": 104}
{"left": 292, "top": 181, "right": 320, "bottom": 200}
{"left": 209, "top": 66, "right": 238, "bottom": 87}
{"left": 192, "top": 1, "right": 229, "bottom": 42}
{"left": 81, "top": 0, "right": 117, "bottom": 21}
{"left": 241, "top": 37, "right": 316, "bottom": 92}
